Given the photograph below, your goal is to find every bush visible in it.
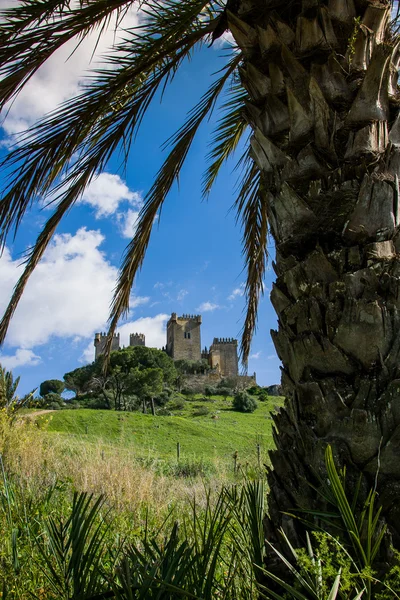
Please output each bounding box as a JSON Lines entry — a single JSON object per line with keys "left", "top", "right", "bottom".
{"left": 204, "top": 386, "right": 217, "bottom": 397}
{"left": 192, "top": 405, "right": 210, "bottom": 417}
{"left": 154, "top": 391, "right": 170, "bottom": 406}
{"left": 47, "top": 401, "right": 63, "bottom": 410}
{"left": 246, "top": 386, "right": 259, "bottom": 396}
{"left": 42, "top": 392, "right": 64, "bottom": 407}
{"left": 181, "top": 386, "right": 196, "bottom": 396}
{"left": 218, "top": 387, "right": 231, "bottom": 399}
{"left": 156, "top": 407, "right": 172, "bottom": 416}
{"left": 168, "top": 398, "right": 185, "bottom": 411}
{"left": 232, "top": 391, "right": 257, "bottom": 413}
{"left": 167, "top": 459, "right": 215, "bottom": 478}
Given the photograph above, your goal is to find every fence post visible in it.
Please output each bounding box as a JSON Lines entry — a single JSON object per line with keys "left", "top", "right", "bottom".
{"left": 177, "top": 442, "right": 180, "bottom": 461}
{"left": 233, "top": 450, "right": 238, "bottom": 475}
{"left": 257, "top": 443, "right": 261, "bottom": 468}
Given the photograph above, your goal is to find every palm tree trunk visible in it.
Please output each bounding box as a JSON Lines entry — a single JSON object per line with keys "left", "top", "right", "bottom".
{"left": 229, "top": 0, "right": 400, "bottom": 549}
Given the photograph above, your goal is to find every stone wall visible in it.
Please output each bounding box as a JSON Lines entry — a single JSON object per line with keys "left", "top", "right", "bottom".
{"left": 166, "top": 313, "right": 202, "bottom": 361}
{"left": 209, "top": 338, "right": 239, "bottom": 377}
{"left": 182, "top": 372, "right": 256, "bottom": 393}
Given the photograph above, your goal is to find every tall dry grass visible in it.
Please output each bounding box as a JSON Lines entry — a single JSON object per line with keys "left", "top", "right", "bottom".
{"left": 1, "top": 412, "right": 234, "bottom": 522}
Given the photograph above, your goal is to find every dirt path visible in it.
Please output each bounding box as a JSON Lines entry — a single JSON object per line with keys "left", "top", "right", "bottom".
{"left": 20, "top": 409, "right": 55, "bottom": 419}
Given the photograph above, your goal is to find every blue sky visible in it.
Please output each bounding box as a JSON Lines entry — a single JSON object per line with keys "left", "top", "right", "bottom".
{"left": 0, "top": 6, "right": 281, "bottom": 395}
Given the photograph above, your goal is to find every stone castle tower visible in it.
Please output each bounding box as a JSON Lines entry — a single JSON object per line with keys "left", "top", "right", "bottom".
{"left": 94, "top": 332, "right": 120, "bottom": 360}
{"left": 94, "top": 331, "right": 145, "bottom": 359}
{"left": 209, "top": 338, "right": 239, "bottom": 377}
{"left": 130, "top": 333, "right": 145, "bottom": 347}
{"left": 93, "top": 314, "right": 244, "bottom": 379}
{"left": 166, "top": 313, "right": 202, "bottom": 361}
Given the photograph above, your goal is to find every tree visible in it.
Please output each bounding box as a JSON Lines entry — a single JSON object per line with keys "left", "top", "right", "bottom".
{"left": 131, "top": 368, "right": 164, "bottom": 415}
{"left": 0, "top": 0, "right": 400, "bottom": 553}
{"left": 232, "top": 391, "right": 257, "bottom": 413}
{"left": 39, "top": 379, "right": 65, "bottom": 397}
{"left": 64, "top": 364, "right": 96, "bottom": 397}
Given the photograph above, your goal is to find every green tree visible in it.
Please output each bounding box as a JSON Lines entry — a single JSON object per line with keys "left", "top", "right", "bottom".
{"left": 39, "top": 379, "right": 65, "bottom": 397}
{"left": 131, "top": 367, "right": 164, "bottom": 415}
{"left": 0, "top": 0, "right": 400, "bottom": 554}
{"left": 232, "top": 390, "right": 257, "bottom": 413}
{"left": 63, "top": 364, "right": 96, "bottom": 397}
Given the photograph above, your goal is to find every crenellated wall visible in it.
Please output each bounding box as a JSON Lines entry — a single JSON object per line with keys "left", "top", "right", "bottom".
{"left": 129, "top": 333, "right": 145, "bottom": 347}
{"left": 94, "top": 332, "right": 120, "bottom": 359}
{"left": 209, "top": 338, "right": 239, "bottom": 377}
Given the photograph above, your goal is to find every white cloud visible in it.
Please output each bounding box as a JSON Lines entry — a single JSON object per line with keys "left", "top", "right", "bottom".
{"left": 0, "top": 227, "right": 148, "bottom": 350}
{"left": 267, "top": 354, "right": 277, "bottom": 360}
{"left": 1, "top": 3, "right": 140, "bottom": 137}
{"left": 0, "top": 348, "right": 41, "bottom": 369}
{"left": 80, "top": 313, "right": 169, "bottom": 363}
{"left": 129, "top": 296, "right": 150, "bottom": 309}
{"left": 80, "top": 173, "right": 142, "bottom": 218}
{"left": 249, "top": 351, "right": 261, "bottom": 360}
{"left": 177, "top": 289, "right": 188, "bottom": 302}
{"left": 196, "top": 302, "right": 220, "bottom": 312}
{"left": 118, "top": 208, "right": 140, "bottom": 238}
{"left": 228, "top": 283, "right": 245, "bottom": 301}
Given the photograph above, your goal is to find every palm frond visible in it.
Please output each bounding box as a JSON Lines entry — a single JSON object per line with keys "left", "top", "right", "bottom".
{"left": 202, "top": 80, "right": 249, "bottom": 198}
{"left": 0, "top": 0, "right": 218, "bottom": 245}
{"left": 0, "top": 1, "right": 231, "bottom": 347}
{"left": 0, "top": 0, "right": 135, "bottom": 109}
{"left": 104, "top": 53, "right": 241, "bottom": 363}
{"left": 233, "top": 152, "right": 268, "bottom": 366}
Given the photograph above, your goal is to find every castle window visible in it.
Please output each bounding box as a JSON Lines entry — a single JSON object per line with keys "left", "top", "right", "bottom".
{"left": 184, "top": 332, "right": 191, "bottom": 339}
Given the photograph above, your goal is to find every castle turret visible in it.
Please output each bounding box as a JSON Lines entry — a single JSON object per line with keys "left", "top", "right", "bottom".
{"left": 209, "top": 337, "right": 238, "bottom": 377}
{"left": 129, "top": 333, "right": 145, "bottom": 347}
{"left": 166, "top": 313, "right": 202, "bottom": 361}
{"left": 94, "top": 332, "right": 120, "bottom": 360}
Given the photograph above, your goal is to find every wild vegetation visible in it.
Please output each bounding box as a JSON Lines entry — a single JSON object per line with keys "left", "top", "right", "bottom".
{"left": 1, "top": 0, "right": 400, "bottom": 596}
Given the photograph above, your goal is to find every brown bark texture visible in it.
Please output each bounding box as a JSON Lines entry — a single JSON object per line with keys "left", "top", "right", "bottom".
{"left": 228, "top": 0, "right": 400, "bottom": 553}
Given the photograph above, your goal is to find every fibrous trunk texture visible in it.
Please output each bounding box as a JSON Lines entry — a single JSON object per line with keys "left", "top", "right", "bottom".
{"left": 229, "top": 0, "right": 400, "bottom": 553}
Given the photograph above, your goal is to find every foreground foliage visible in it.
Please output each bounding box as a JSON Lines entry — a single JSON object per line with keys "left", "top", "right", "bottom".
{"left": 1, "top": 433, "right": 400, "bottom": 599}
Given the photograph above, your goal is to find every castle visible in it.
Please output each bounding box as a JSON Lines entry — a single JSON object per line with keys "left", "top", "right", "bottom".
{"left": 94, "top": 313, "right": 246, "bottom": 379}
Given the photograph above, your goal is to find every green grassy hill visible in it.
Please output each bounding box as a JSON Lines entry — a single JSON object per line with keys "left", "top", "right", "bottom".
{"left": 35, "top": 396, "right": 283, "bottom": 468}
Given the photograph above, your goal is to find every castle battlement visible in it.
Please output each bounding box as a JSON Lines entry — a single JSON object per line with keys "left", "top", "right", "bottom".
{"left": 93, "top": 313, "right": 246, "bottom": 380}
{"left": 169, "top": 313, "right": 202, "bottom": 322}
{"left": 130, "top": 333, "right": 145, "bottom": 347}
{"left": 94, "top": 332, "right": 120, "bottom": 340}
{"left": 212, "top": 337, "right": 238, "bottom": 345}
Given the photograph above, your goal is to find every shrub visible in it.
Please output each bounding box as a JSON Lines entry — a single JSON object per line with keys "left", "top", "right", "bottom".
{"left": 192, "top": 405, "right": 210, "bottom": 417}
{"left": 156, "top": 407, "right": 172, "bottom": 416}
{"left": 218, "top": 387, "right": 231, "bottom": 399}
{"left": 168, "top": 459, "right": 215, "bottom": 478}
{"left": 42, "top": 392, "right": 64, "bottom": 407}
{"left": 232, "top": 391, "right": 257, "bottom": 413}
{"left": 168, "top": 398, "right": 185, "bottom": 411}
{"left": 204, "top": 386, "right": 217, "bottom": 397}
{"left": 154, "top": 391, "right": 170, "bottom": 406}
{"left": 181, "top": 386, "right": 196, "bottom": 396}
{"left": 246, "top": 386, "right": 259, "bottom": 396}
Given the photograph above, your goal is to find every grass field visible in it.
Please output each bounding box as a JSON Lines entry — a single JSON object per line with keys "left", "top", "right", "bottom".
{"left": 32, "top": 396, "right": 282, "bottom": 470}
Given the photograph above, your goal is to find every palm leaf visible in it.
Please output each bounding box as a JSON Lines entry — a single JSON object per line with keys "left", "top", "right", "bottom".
{"left": 232, "top": 153, "right": 268, "bottom": 365}
{"left": 103, "top": 54, "right": 241, "bottom": 362}
{"left": 0, "top": 1, "right": 227, "bottom": 347}
{"left": 202, "top": 80, "right": 249, "bottom": 198}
